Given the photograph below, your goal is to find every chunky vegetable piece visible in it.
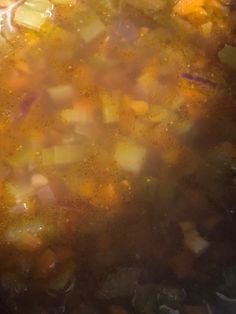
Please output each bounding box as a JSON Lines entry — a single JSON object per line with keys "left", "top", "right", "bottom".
{"left": 14, "top": 0, "right": 53, "bottom": 31}
{"left": 114, "top": 141, "right": 146, "bottom": 173}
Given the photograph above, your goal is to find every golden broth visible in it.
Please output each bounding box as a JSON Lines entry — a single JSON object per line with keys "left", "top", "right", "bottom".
{"left": 0, "top": 0, "right": 236, "bottom": 313}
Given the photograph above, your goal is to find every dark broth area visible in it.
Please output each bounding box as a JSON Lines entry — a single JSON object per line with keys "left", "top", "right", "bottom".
{"left": 0, "top": 0, "right": 236, "bottom": 313}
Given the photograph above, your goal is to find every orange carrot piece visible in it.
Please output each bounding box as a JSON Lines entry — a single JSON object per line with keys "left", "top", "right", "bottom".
{"left": 173, "top": 0, "right": 205, "bottom": 16}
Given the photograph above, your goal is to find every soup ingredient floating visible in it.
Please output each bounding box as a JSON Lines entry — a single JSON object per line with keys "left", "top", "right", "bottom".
{"left": 14, "top": 0, "right": 54, "bottom": 31}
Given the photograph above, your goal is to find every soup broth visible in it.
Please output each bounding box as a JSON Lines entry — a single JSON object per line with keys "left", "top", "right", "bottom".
{"left": 0, "top": 0, "right": 236, "bottom": 313}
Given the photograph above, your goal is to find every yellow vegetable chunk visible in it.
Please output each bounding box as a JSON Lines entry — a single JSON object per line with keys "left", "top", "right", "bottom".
{"left": 14, "top": 6, "right": 47, "bottom": 31}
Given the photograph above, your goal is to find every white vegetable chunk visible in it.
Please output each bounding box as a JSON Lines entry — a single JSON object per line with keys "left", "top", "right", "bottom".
{"left": 31, "top": 173, "right": 49, "bottom": 188}
{"left": 79, "top": 13, "right": 106, "bottom": 43}
{"left": 115, "top": 140, "right": 146, "bottom": 173}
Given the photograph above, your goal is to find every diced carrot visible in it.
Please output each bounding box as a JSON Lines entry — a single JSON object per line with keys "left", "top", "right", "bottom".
{"left": 91, "top": 183, "right": 120, "bottom": 208}
{"left": 78, "top": 178, "right": 96, "bottom": 198}
{"left": 129, "top": 98, "right": 149, "bottom": 116}
{"left": 173, "top": 0, "right": 205, "bottom": 16}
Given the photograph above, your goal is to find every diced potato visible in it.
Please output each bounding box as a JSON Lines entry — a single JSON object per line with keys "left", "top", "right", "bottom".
{"left": 31, "top": 173, "right": 49, "bottom": 188}
{"left": 79, "top": 12, "right": 106, "bottom": 43}
{"left": 47, "top": 85, "right": 74, "bottom": 105}
{"left": 115, "top": 140, "right": 146, "bottom": 173}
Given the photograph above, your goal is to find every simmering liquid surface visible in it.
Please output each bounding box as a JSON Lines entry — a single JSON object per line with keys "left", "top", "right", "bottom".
{"left": 0, "top": 0, "right": 236, "bottom": 313}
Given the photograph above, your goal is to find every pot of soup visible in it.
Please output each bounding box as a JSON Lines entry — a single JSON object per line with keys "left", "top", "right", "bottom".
{"left": 0, "top": 0, "right": 236, "bottom": 313}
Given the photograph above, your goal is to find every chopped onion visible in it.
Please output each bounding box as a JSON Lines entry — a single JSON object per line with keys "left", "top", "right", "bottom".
{"left": 181, "top": 73, "right": 216, "bottom": 87}
{"left": 13, "top": 93, "right": 38, "bottom": 123}
{"left": 31, "top": 173, "right": 49, "bottom": 188}
{"left": 114, "top": 140, "right": 146, "bottom": 173}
